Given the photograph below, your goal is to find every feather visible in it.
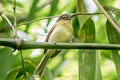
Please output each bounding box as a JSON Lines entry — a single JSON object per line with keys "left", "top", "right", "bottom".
{"left": 44, "top": 24, "right": 56, "bottom": 54}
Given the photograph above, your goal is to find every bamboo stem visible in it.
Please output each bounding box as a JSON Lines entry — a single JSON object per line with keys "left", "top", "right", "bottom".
{"left": 0, "top": 38, "right": 120, "bottom": 50}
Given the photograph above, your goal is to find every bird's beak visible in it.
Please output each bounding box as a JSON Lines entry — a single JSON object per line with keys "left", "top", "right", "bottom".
{"left": 71, "top": 14, "right": 76, "bottom": 18}
{"left": 71, "top": 12, "right": 81, "bottom": 18}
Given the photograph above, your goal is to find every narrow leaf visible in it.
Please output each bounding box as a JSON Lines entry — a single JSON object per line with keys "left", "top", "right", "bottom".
{"left": 76, "top": 0, "right": 90, "bottom": 29}
{"left": 25, "top": 0, "right": 40, "bottom": 32}
{"left": 106, "top": 20, "right": 120, "bottom": 80}
{"left": 104, "top": 6, "right": 120, "bottom": 26}
{"left": 104, "top": 6, "right": 120, "bottom": 13}
{"left": 41, "top": 67, "right": 53, "bottom": 80}
{"left": 47, "top": 0, "right": 59, "bottom": 26}
{"left": 78, "top": 18, "right": 102, "bottom": 80}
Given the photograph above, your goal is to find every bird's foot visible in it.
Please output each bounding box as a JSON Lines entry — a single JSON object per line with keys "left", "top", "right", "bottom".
{"left": 53, "top": 41, "right": 56, "bottom": 44}
{"left": 69, "top": 41, "right": 72, "bottom": 44}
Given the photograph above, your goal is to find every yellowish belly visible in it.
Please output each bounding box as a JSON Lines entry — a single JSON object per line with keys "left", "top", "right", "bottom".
{"left": 48, "top": 24, "right": 73, "bottom": 42}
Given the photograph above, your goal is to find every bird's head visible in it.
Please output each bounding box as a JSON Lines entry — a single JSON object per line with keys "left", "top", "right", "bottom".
{"left": 57, "top": 14, "right": 72, "bottom": 21}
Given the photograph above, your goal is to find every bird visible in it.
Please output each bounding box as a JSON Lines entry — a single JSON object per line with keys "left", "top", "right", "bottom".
{"left": 34, "top": 14, "right": 74, "bottom": 76}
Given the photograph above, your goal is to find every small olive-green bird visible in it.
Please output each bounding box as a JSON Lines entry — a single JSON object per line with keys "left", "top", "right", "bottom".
{"left": 34, "top": 14, "right": 74, "bottom": 76}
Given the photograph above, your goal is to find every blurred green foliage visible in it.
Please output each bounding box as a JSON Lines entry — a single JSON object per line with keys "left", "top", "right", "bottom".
{"left": 0, "top": 0, "right": 120, "bottom": 80}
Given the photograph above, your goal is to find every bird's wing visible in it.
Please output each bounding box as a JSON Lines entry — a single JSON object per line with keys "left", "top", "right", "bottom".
{"left": 44, "top": 24, "right": 56, "bottom": 54}
{"left": 45, "top": 25, "right": 56, "bottom": 42}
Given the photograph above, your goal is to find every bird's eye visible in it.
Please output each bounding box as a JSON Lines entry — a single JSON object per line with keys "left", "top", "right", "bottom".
{"left": 63, "top": 16, "right": 67, "bottom": 19}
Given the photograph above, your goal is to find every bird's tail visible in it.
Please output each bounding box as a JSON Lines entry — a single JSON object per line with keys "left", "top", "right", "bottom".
{"left": 34, "top": 54, "right": 50, "bottom": 76}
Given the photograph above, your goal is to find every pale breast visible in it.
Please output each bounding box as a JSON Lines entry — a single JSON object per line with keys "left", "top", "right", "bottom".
{"left": 48, "top": 20, "right": 73, "bottom": 42}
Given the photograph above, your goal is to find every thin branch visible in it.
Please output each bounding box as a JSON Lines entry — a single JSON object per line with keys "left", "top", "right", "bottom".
{"left": 0, "top": 11, "right": 13, "bottom": 31}
{"left": 24, "top": 0, "right": 40, "bottom": 32}
{"left": 20, "top": 50, "right": 24, "bottom": 69}
{"left": 94, "top": 0, "right": 120, "bottom": 33}
{"left": 0, "top": 3, "right": 14, "bottom": 37}
{"left": 17, "top": 11, "right": 119, "bottom": 26}
{"left": 13, "top": 0, "right": 25, "bottom": 70}
{"left": 13, "top": 0, "right": 17, "bottom": 38}
{"left": 36, "top": 0, "right": 52, "bottom": 11}
{"left": 18, "top": 15, "right": 60, "bottom": 26}
{"left": 0, "top": 0, "right": 3, "bottom": 3}
{"left": 17, "top": 0, "right": 51, "bottom": 24}
{"left": 0, "top": 38, "right": 120, "bottom": 50}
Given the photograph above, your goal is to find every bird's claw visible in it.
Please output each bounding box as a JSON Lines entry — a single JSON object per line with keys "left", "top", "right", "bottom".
{"left": 53, "top": 41, "right": 56, "bottom": 44}
{"left": 69, "top": 41, "right": 72, "bottom": 44}
{"left": 9, "top": 48, "right": 16, "bottom": 55}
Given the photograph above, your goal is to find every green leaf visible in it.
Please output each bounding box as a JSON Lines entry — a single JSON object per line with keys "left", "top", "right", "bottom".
{"left": 95, "top": 53, "right": 102, "bottom": 80}
{"left": 104, "top": 6, "right": 120, "bottom": 26}
{"left": 78, "top": 18, "right": 102, "bottom": 80}
{"left": 49, "top": 0, "right": 59, "bottom": 16}
{"left": 106, "top": 21, "right": 120, "bottom": 43}
{"left": 25, "top": 0, "right": 40, "bottom": 32}
{"left": 76, "top": 0, "right": 90, "bottom": 29}
{"left": 41, "top": 67, "right": 53, "bottom": 80}
{"left": 5, "top": 59, "right": 36, "bottom": 80}
{"left": 79, "top": 18, "right": 95, "bottom": 43}
{"left": 0, "top": 48, "right": 15, "bottom": 80}
{"left": 106, "top": 20, "right": 120, "bottom": 80}
{"left": 72, "top": 15, "right": 80, "bottom": 37}
{"left": 78, "top": 15, "right": 90, "bottom": 29}
{"left": 5, "top": 66, "right": 21, "bottom": 80}
{"left": 104, "top": 6, "right": 120, "bottom": 13}
{"left": 47, "top": 0, "right": 59, "bottom": 26}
